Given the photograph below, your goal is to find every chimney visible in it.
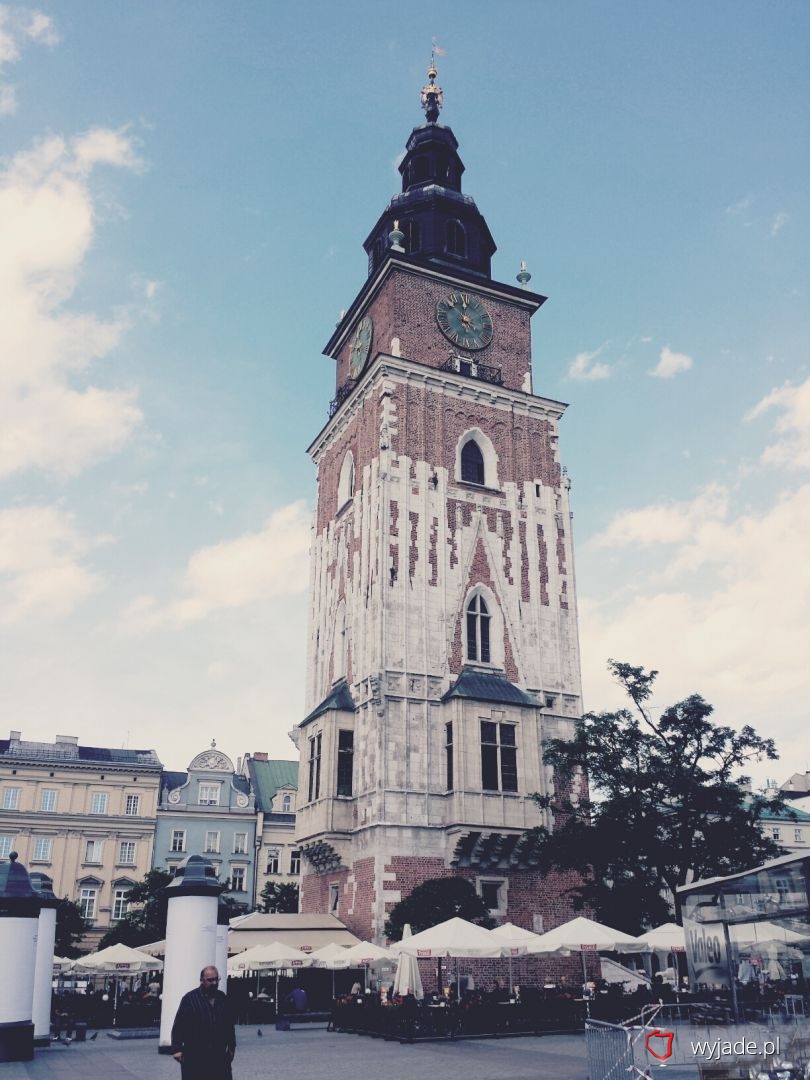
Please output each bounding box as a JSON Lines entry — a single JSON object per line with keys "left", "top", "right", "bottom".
{"left": 55, "top": 735, "right": 79, "bottom": 745}
{"left": 9, "top": 730, "right": 21, "bottom": 742}
{"left": 253, "top": 752, "right": 268, "bottom": 762}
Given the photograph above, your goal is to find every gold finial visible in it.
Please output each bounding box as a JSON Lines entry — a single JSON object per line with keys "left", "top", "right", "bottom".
{"left": 420, "top": 53, "right": 444, "bottom": 123}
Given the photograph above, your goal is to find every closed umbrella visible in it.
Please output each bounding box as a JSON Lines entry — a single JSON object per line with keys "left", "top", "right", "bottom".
{"left": 392, "top": 924, "right": 423, "bottom": 1001}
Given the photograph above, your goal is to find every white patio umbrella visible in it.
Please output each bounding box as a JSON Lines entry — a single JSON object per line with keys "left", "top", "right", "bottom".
{"left": 390, "top": 916, "right": 502, "bottom": 958}
{"left": 392, "top": 924, "right": 423, "bottom": 1001}
{"left": 226, "top": 940, "right": 311, "bottom": 1006}
{"left": 527, "top": 915, "right": 649, "bottom": 983}
{"left": 735, "top": 921, "right": 809, "bottom": 945}
{"left": 52, "top": 956, "right": 74, "bottom": 974}
{"left": 490, "top": 922, "right": 547, "bottom": 992}
{"left": 340, "top": 941, "right": 393, "bottom": 992}
{"left": 71, "top": 943, "right": 163, "bottom": 1025}
{"left": 634, "top": 923, "right": 686, "bottom": 953}
{"left": 309, "top": 942, "right": 352, "bottom": 999}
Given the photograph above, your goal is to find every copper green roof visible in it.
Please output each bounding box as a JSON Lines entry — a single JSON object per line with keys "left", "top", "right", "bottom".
{"left": 248, "top": 758, "right": 299, "bottom": 812}
{"left": 300, "top": 679, "right": 355, "bottom": 727}
{"left": 441, "top": 668, "right": 540, "bottom": 707}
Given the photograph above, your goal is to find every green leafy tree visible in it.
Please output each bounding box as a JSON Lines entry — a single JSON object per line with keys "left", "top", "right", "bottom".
{"left": 384, "top": 876, "right": 495, "bottom": 941}
{"left": 55, "top": 898, "right": 90, "bottom": 958}
{"left": 98, "top": 869, "right": 173, "bottom": 949}
{"left": 259, "top": 881, "right": 299, "bottom": 914}
{"left": 529, "top": 660, "right": 788, "bottom": 934}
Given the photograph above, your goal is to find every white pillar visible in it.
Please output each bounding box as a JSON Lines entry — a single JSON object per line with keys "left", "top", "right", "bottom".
{"left": 215, "top": 904, "right": 229, "bottom": 995}
{"left": 0, "top": 853, "right": 40, "bottom": 1062}
{"left": 29, "top": 873, "right": 58, "bottom": 1045}
{"left": 158, "top": 855, "right": 221, "bottom": 1052}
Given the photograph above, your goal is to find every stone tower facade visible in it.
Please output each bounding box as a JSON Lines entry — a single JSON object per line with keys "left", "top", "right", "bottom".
{"left": 293, "top": 64, "right": 583, "bottom": 941}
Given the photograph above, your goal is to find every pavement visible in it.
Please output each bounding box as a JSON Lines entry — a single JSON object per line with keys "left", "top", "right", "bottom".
{"left": 0, "top": 1027, "right": 590, "bottom": 1080}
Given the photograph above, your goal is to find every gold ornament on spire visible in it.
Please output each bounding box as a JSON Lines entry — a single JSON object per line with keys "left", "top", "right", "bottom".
{"left": 420, "top": 54, "right": 444, "bottom": 123}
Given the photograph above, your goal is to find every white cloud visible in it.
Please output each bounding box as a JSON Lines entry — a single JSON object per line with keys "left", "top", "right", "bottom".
{"left": 580, "top": 483, "right": 810, "bottom": 767}
{"left": 121, "top": 501, "right": 312, "bottom": 630}
{"left": 745, "top": 376, "right": 810, "bottom": 470}
{"left": 770, "top": 212, "right": 788, "bottom": 237}
{"left": 567, "top": 346, "right": 611, "bottom": 381}
{"left": 592, "top": 484, "right": 729, "bottom": 549}
{"left": 0, "top": 6, "right": 59, "bottom": 114}
{"left": 0, "top": 128, "right": 145, "bottom": 477}
{"left": 649, "top": 346, "right": 693, "bottom": 379}
{"left": 0, "top": 504, "right": 106, "bottom": 623}
{"left": 724, "top": 195, "right": 753, "bottom": 216}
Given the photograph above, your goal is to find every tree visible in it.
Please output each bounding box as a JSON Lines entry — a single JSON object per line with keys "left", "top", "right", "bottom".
{"left": 259, "top": 881, "right": 299, "bottom": 914}
{"left": 98, "top": 869, "right": 173, "bottom": 949}
{"left": 55, "top": 898, "right": 90, "bottom": 958}
{"left": 384, "top": 876, "right": 495, "bottom": 941}
{"left": 529, "top": 660, "right": 789, "bottom": 935}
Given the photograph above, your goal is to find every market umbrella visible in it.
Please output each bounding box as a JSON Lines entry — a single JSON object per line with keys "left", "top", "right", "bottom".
{"left": 226, "top": 941, "right": 311, "bottom": 1006}
{"left": 52, "top": 956, "right": 74, "bottom": 974}
{"left": 392, "top": 924, "right": 423, "bottom": 1001}
{"left": 390, "top": 917, "right": 502, "bottom": 958}
{"left": 309, "top": 942, "right": 353, "bottom": 999}
{"left": 340, "top": 941, "right": 393, "bottom": 993}
{"left": 71, "top": 943, "right": 163, "bottom": 1025}
{"left": 527, "top": 915, "right": 649, "bottom": 983}
{"left": 490, "top": 922, "right": 547, "bottom": 992}
{"left": 634, "top": 923, "right": 686, "bottom": 952}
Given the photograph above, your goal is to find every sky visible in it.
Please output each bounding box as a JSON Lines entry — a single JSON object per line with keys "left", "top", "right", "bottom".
{"left": 0, "top": 2, "right": 808, "bottom": 781}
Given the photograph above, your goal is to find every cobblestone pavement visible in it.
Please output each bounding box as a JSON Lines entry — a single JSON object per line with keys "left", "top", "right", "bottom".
{"left": 1, "top": 1028, "right": 589, "bottom": 1080}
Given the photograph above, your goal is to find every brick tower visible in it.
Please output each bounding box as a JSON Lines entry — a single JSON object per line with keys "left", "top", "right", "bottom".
{"left": 293, "top": 62, "right": 583, "bottom": 941}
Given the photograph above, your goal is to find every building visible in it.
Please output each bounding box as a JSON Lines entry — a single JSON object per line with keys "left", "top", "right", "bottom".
{"left": 781, "top": 771, "right": 810, "bottom": 810}
{"left": 0, "top": 730, "right": 162, "bottom": 948}
{"left": 154, "top": 742, "right": 256, "bottom": 909}
{"left": 293, "top": 63, "right": 583, "bottom": 940}
{"left": 241, "top": 753, "right": 300, "bottom": 910}
{"left": 760, "top": 802, "right": 810, "bottom": 855}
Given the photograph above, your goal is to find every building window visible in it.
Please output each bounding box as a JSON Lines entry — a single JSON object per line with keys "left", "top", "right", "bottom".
{"left": 334, "top": 601, "right": 347, "bottom": 680}
{"left": 338, "top": 452, "right": 355, "bottom": 509}
{"left": 2, "top": 788, "right": 20, "bottom": 811}
{"left": 307, "top": 733, "right": 322, "bottom": 802}
{"left": 233, "top": 832, "right": 248, "bottom": 855}
{"left": 795, "top": 829, "right": 804, "bottom": 843}
{"left": 112, "top": 888, "right": 130, "bottom": 921}
{"left": 230, "top": 867, "right": 246, "bottom": 893}
{"left": 466, "top": 594, "right": 491, "bottom": 663}
{"left": 118, "top": 841, "right": 136, "bottom": 864}
{"left": 329, "top": 883, "right": 339, "bottom": 914}
{"left": 479, "top": 880, "right": 504, "bottom": 911}
{"left": 199, "top": 783, "right": 221, "bottom": 806}
{"left": 33, "top": 837, "right": 52, "bottom": 861}
{"left": 460, "top": 440, "right": 485, "bottom": 485}
{"left": 337, "top": 730, "right": 354, "bottom": 797}
{"left": 125, "top": 795, "right": 140, "bottom": 816}
{"left": 772, "top": 828, "right": 781, "bottom": 841}
{"left": 170, "top": 830, "right": 186, "bottom": 853}
{"left": 78, "top": 888, "right": 98, "bottom": 921}
{"left": 480, "top": 721, "right": 518, "bottom": 792}
{"left": 0, "top": 836, "right": 13, "bottom": 859}
{"left": 289, "top": 849, "right": 301, "bottom": 876}
{"left": 84, "top": 839, "right": 103, "bottom": 863}
{"left": 40, "top": 789, "right": 57, "bottom": 812}
{"left": 406, "top": 219, "right": 421, "bottom": 254}
{"left": 446, "top": 219, "right": 466, "bottom": 257}
{"left": 266, "top": 850, "right": 280, "bottom": 875}
{"left": 91, "top": 792, "right": 108, "bottom": 815}
{"left": 281, "top": 794, "right": 292, "bottom": 813}
{"left": 445, "top": 722, "right": 454, "bottom": 791}
{"left": 204, "top": 831, "right": 220, "bottom": 853}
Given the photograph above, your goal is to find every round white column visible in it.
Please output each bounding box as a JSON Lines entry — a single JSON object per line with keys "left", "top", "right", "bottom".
{"left": 215, "top": 904, "right": 229, "bottom": 995}
{"left": 0, "top": 853, "right": 40, "bottom": 1062}
{"left": 29, "top": 873, "right": 58, "bottom": 1045}
{"left": 158, "top": 855, "right": 221, "bottom": 1052}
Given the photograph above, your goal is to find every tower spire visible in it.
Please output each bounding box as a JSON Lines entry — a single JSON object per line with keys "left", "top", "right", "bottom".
{"left": 420, "top": 56, "right": 444, "bottom": 123}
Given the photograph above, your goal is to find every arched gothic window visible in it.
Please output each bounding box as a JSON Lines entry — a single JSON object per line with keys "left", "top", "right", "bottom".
{"left": 406, "top": 219, "right": 422, "bottom": 254}
{"left": 446, "top": 220, "right": 466, "bottom": 257}
{"left": 466, "top": 594, "right": 491, "bottom": 663}
{"left": 337, "top": 452, "right": 355, "bottom": 509}
{"left": 461, "top": 440, "right": 485, "bottom": 485}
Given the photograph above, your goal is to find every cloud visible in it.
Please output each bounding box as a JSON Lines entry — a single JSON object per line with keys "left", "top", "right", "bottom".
{"left": 0, "top": 6, "right": 59, "bottom": 114}
{"left": 724, "top": 195, "right": 753, "bottom": 216}
{"left": 121, "top": 501, "right": 312, "bottom": 630}
{"left": 0, "top": 128, "right": 145, "bottom": 477}
{"left": 567, "top": 346, "right": 611, "bottom": 381}
{"left": 0, "top": 504, "right": 106, "bottom": 623}
{"left": 580, "top": 483, "right": 810, "bottom": 766}
{"left": 649, "top": 346, "right": 693, "bottom": 379}
{"left": 592, "top": 484, "right": 729, "bottom": 550}
{"left": 770, "top": 212, "right": 788, "bottom": 237}
{"left": 745, "top": 376, "right": 810, "bottom": 470}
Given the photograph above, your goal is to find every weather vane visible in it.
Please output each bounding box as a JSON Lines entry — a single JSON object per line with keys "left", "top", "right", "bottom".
{"left": 421, "top": 40, "right": 446, "bottom": 123}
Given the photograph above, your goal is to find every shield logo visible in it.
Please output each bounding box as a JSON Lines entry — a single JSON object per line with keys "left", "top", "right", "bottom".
{"left": 645, "top": 1029, "right": 674, "bottom": 1061}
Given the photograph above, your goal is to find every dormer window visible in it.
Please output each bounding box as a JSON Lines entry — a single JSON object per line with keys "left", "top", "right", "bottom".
{"left": 446, "top": 220, "right": 466, "bottom": 257}
{"left": 281, "top": 794, "right": 292, "bottom": 813}
{"left": 199, "top": 782, "right": 221, "bottom": 806}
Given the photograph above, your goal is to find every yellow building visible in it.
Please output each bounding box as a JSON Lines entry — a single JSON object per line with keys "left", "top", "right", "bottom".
{"left": 0, "top": 731, "right": 162, "bottom": 950}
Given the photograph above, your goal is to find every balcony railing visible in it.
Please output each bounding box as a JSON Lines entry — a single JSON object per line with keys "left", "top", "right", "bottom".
{"left": 439, "top": 354, "right": 503, "bottom": 385}
{"left": 329, "top": 377, "right": 357, "bottom": 418}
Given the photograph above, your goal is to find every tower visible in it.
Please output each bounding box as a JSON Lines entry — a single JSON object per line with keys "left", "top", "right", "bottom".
{"left": 293, "top": 63, "right": 583, "bottom": 940}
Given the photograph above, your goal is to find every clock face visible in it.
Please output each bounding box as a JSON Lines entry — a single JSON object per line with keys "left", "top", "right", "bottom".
{"left": 348, "top": 316, "right": 373, "bottom": 378}
{"left": 436, "top": 292, "right": 493, "bottom": 351}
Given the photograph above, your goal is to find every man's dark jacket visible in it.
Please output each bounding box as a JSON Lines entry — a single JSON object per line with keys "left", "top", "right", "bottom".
{"left": 171, "top": 986, "right": 236, "bottom": 1080}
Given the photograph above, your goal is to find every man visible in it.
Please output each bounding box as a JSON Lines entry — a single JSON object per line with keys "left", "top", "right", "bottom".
{"left": 171, "top": 966, "right": 236, "bottom": 1080}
